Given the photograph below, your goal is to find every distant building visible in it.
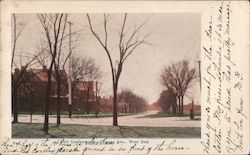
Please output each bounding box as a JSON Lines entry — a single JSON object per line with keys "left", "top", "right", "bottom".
{"left": 183, "top": 103, "right": 201, "bottom": 111}
{"left": 99, "top": 96, "right": 113, "bottom": 113}
{"left": 12, "top": 66, "right": 96, "bottom": 114}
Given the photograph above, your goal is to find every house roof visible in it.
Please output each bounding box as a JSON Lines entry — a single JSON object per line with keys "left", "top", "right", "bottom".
{"left": 75, "top": 81, "right": 94, "bottom": 91}
{"left": 27, "top": 68, "right": 67, "bottom": 82}
{"left": 32, "top": 69, "right": 54, "bottom": 81}
{"left": 183, "top": 103, "right": 201, "bottom": 110}
{"left": 13, "top": 66, "right": 95, "bottom": 91}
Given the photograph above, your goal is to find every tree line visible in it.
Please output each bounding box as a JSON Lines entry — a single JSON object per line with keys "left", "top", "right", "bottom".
{"left": 118, "top": 89, "right": 148, "bottom": 113}
{"left": 12, "top": 13, "right": 199, "bottom": 134}
{"left": 11, "top": 13, "right": 150, "bottom": 133}
{"left": 158, "top": 60, "right": 198, "bottom": 114}
{"left": 12, "top": 14, "right": 101, "bottom": 132}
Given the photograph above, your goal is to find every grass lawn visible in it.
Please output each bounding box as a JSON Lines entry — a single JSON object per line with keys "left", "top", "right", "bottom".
{"left": 70, "top": 112, "right": 143, "bottom": 119}
{"left": 140, "top": 111, "right": 201, "bottom": 119}
{"left": 18, "top": 112, "right": 141, "bottom": 119}
{"left": 12, "top": 123, "right": 200, "bottom": 138}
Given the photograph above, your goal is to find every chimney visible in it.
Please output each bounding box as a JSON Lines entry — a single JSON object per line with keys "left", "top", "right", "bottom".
{"left": 21, "top": 66, "right": 25, "bottom": 70}
{"left": 42, "top": 65, "right": 47, "bottom": 71}
{"left": 14, "top": 68, "right": 19, "bottom": 73}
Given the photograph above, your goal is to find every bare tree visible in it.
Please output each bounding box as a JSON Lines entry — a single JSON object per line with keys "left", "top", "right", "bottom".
{"left": 157, "top": 90, "right": 177, "bottom": 113}
{"left": 118, "top": 89, "right": 148, "bottom": 113}
{"left": 82, "top": 65, "right": 99, "bottom": 114}
{"left": 86, "top": 13, "right": 150, "bottom": 126}
{"left": 11, "top": 14, "right": 44, "bottom": 123}
{"left": 53, "top": 15, "right": 68, "bottom": 126}
{"left": 35, "top": 40, "right": 50, "bottom": 67}
{"left": 160, "top": 60, "right": 197, "bottom": 115}
{"left": 72, "top": 56, "right": 99, "bottom": 114}
{"left": 36, "top": 28, "right": 80, "bottom": 120}
{"left": 38, "top": 13, "right": 67, "bottom": 132}
{"left": 161, "top": 67, "right": 178, "bottom": 113}
{"left": 11, "top": 14, "right": 26, "bottom": 69}
{"left": 95, "top": 73, "right": 107, "bottom": 118}
{"left": 178, "top": 61, "right": 197, "bottom": 114}
{"left": 12, "top": 54, "right": 41, "bottom": 123}
{"left": 67, "top": 55, "right": 100, "bottom": 115}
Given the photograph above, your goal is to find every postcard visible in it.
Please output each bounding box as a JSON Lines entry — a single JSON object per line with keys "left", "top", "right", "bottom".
{"left": 0, "top": 0, "right": 249, "bottom": 154}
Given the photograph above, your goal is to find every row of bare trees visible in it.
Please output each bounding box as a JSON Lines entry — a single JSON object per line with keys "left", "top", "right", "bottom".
{"left": 71, "top": 56, "right": 100, "bottom": 114}
{"left": 118, "top": 89, "right": 148, "bottom": 113}
{"left": 12, "top": 13, "right": 150, "bottom": 133}
{"left": 11, "top": 14, "right": 44, "bottom": 123}
{"left": 36, "top": 13, "right": 102, "bottom": 132}
{"left": 37, "top": 14, "right": 69, "bottom": 132}
{"left": 30, "top": 13, "right": 149, "bottom": 129}
{"left": 159, "top": 60, "right": 197, "bottom": 114}
{"left": 11, "top": 14, "right": 102, "bottom": 133}
{"left": 12, "top": 13, "right": 199, "bottom": 133}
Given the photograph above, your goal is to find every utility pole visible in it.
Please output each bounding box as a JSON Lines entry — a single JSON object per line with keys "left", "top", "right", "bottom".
{"left": 190, "top": 99, "right": 194, "bottom": 120}
{"left": 67, "top": 21, "right": 73, "bottom": 118}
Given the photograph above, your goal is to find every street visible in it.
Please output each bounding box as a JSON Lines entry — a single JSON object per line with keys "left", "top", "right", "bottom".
{"left": 17, "top": 111, "right": 200, "bottom": 128}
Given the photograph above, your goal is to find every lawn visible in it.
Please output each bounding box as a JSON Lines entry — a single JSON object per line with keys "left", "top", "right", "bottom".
{"left": 12, "top": 123, "right": 200, "bottom": 138}
{"left": 18, "top": 112, "right": 141, "bottom": 119}
{"left": 140, "top": 111, "right": 201, "bottom": 119}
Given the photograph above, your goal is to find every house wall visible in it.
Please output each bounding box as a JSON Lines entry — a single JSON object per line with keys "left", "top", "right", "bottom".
{"left": 13, "top": 68, "right": 97, "bottom": 114}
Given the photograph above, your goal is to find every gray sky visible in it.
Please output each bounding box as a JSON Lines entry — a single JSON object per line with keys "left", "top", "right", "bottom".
{"left": 14, "top": 13, "right": 201, "bottom": 104}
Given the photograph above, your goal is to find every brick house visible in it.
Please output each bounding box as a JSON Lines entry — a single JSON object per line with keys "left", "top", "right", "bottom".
{"left": 12, "top": 66, "right": 96, "bottom": 114}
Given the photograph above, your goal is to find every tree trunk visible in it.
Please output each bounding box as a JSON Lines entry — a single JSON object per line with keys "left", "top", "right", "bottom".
{"left": 69, "top": 85, "right": 73, "bottom": 118}
{"left": 12, "top": 86, "right": 18, "bottom": 123}
{"left": 97, "top": 97, "right": 100, "bottom": 115}
{"left": 173, "top": 100, "right": 177, "bottom": 114}
{"left": 86, "top": 89, "right": 90, "bottom": 114}
{"left": 181, "top": 95, "right": 184, "bottom": 115}
{"left": 95, "top": 82, "right": 99, "bottom": 118}
{"left": 113, "top": 83, "right": 118, "bottom": 126}
{"left": 30, "top": 90, "right": 34, "bottom": 124}
{"left": 56, "top": 77, "right": 61, "bottom": 126}
{"left": 172, "top": 102, "right": 175, "bottom": 114}
{"left": 81, "top": 87, "right": 86, "bottom": 114}
{"left": 68, "top": 104, "right": 72, "bottom": 118}
{"left": 178, "top": 96, "right": 181, "bottom": 114}
{"left": 82, "top": 96, "right": 85, "bottom": 114}
{"left": 44, "top": 70, "right": 53, "bottom": 133}
{"left": 95, "top": 97, "right": 99, "bottom": 118}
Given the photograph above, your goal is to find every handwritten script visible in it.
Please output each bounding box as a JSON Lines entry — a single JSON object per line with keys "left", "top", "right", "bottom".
{"left": 201, "top": 1, "right": 247, "bottom": 154}
{"left": 0, "top": 138, "right": 188, "bottom": 154}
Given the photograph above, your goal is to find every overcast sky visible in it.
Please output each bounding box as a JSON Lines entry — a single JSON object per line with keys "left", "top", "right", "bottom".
{"left": 14, "top": 13, "right": 201, "bottom": 104}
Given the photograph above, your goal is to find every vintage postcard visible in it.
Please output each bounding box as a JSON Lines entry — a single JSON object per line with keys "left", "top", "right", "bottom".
{"left": 0, "top": 0, "right": 249, "bottom": 154}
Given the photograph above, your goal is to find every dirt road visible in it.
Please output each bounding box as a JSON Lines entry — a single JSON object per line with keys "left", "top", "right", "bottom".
{"left": 17, "top": 111, "right": 200, "bottom": 127}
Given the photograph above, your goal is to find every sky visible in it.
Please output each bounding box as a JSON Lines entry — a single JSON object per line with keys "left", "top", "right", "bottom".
{"left": 14, "top": 13, "right": 201, "bottom": 104}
